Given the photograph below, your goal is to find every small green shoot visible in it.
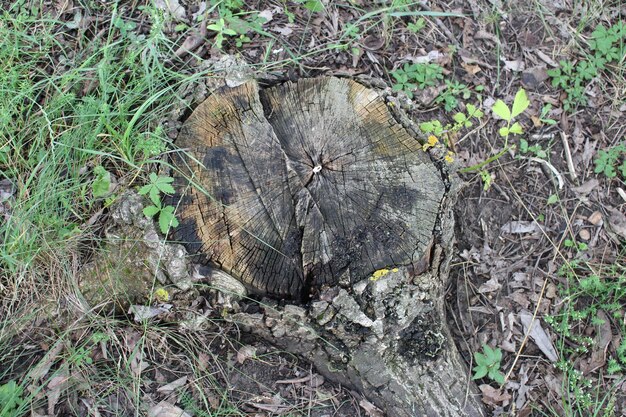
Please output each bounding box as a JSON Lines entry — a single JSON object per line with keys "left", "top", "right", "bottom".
{"left": 518, "top": 139, "right": 547, "bottom": 159}
{"left": 435, "top": 80, "right": 472, "bottom": 111}
{"left": 206, "top": 18, "right": 238, "bottom": 49}
{"left": 92, "top": 166, "right": 112, "bottom": 199}
{"left": 594, "top": 142, "right": 626, "bottom": 179}
{"left": 480, "top": 170, "right": 493, "bottom": 191}
{"left": 0, "top": 380, "right": 24, "bottom": 416}
{"left": 472, "top": 344, "right": 505, "bottom": 384}
{"left": 391, "top": 63, "right": 443, "bottom": 98}
{"left": 407, "top": 17, "right": 426, "bottom": 33}
{"left": 139, "top": 173, "right": 179, "bottom": 234}
{"left": 492, "top": 88, "right": 530, "bottom": 142}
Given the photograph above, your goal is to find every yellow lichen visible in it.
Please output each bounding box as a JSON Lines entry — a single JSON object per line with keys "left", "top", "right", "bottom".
{"left": 422, "top": 135, "right": 439, "bottom": 151}
{"left": 371, "top": 267, "right": 399, "bottom": 281}
{"left": 444, "top": 151, "right": 454, "bottom": 163}
{"left": 153, "top": 287, "right": 169, "bottom": 303}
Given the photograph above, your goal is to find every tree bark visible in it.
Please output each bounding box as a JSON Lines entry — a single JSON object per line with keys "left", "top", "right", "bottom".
{"left": 170, "top": 77, "right": 485, "bottom": 416}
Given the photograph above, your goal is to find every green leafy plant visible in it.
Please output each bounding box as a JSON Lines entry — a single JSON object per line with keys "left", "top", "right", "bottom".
{"left": 435, "top": 80, "right": 472, "bottom": 111}
{"left": 472, "top": 344, "right": 505, "bottom": 384}
{"left": 0, "top": 380, "right": 24, "bottom": 416}
{"left": 407, "top": 17, "right": 426, "bottom": 33}
{"left": 391, "top": 63, "right": 443, "bottom": 98}
{"left": 420, "top": 103, "right": 484, "bottom": 141}
{"left": 92, "top": 166, "right": 112, "bottom": 199}
{"left": 294, "top": 0, "right": 324, "bottom": 12}
{"left": 537, "top": 103, "right": 557, "bottom": 126}
{"left": 139, "top": 173, "right": 179, "bottom": 234}
{"left": 544, "top": 258, "right": 626, "bottom": 413}
{"left": 206, "top": 18, "right": 237, "bottom": 49}
{"left": 548, "top": 21, "right": 625, "bottom": 112}
{"left": 518, "top": 138, "right": 547, "bottom": 159}
{"left": 492, "top": 88, "right": 530, "bottom": 142}
{"left": 480, "top": 170, "right": 493, "bottom": 191}
{"left": 594, "top": 142, "right": 626, "bottom": 179}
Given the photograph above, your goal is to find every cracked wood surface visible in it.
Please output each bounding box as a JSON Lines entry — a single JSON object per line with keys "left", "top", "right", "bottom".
{"left": 170, "top": 77, "right": 445, "bottom": 299}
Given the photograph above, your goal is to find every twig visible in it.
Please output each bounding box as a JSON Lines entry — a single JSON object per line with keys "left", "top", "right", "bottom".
{"left": 560, "top": 132, "right": 578, "bottom": 181}
{"left": 528, "top": 157, "right": 564, "bottom": 190}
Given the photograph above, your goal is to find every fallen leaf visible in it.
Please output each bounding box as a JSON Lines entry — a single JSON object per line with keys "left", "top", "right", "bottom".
{"left": 236, "top": 345, "right": 257, "bottom": 364}
{"left": 500, "top": 221, "right": 542, "bottom": 234}
{"left": 154, "top": 0, "right": 186, "bottom": 20}
{"left": 587, "top": 211, "right": 603, "bottom": 226}
{"left": 519, "top": 310, "right": 558, "bottom": 362}
{"left": 607, "top": 208, "right": 626, "bottom": 240}
{"left": 479, "top": 384, "right": 511, "bottom": 407}
{"left": 461, "top": 62, "right": 481, "bottom": 75}
{"left": 157, "top": 376, "right": 188, "bottom": 394}
{"left": 521, "top": 66, "right": 548, "bottom": 89}
{"left": 580, "top": 311, "right": 612, "bottom": 374}
{"left": 359, "top": 398, "right": 384, "bottom": 417}
{"left": 148, "top": 401, "right": 192, "bottom": 417}
{"left": 503, "top": 59, "right": 525, "bottom": 72}
{"left": 47, "top": 372, "right": 70, "bottom": 416}
{"left": 478, "top": 277, "right": 502, "bottom": 293}
{"left": 571, "top": 179, "right": 599, "bottom": 196}
{"left": 273, "top": 25, "right": 294, "bottom": 36}
{"left": 258, "top": 9, "right": 274, "bottom": 23}
{"left": 129, "top": 304, "right": 172, "bottom": 322}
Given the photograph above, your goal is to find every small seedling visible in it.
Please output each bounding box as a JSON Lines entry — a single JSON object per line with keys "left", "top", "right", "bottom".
{"left": 391, "top": 63, "right": 443, "bottom": 98}
{"left": 92, "top": 166, "right": 112, "bottom": 198}
{"left": 435, "top": 80, "right": 472, "bottom": 111}
{"left": 480, "top": 170, "right": 493, "bottom": 191}
{"left": 206, "top": 18, "right": 237, "bottom": 49}
{"left": 407, "top": 17, "right": 426, "bottom": 33}
{"left": 594, "top": 142, "right": 626, "bottom": 179}
{"left": 548, "top": 22, "right": 625, "bottom": 111}
{"left": 139, "top": 173, "right": 179, "bottom": 234}
{"left": 0, "top": 380, "right": 24, "bottom": 415}
{"left": 472, "top": 344, "right": 505, "bottom": 384}
{"left": 518, "top": 139, "right": 547, "bottom": 159}
{"left": 492, "top": 88, "right": 530, "bottom": 143}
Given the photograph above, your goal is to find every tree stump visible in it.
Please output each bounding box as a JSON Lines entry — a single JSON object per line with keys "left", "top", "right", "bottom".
{"left": 170, "top": 77, "right": 485, "bottom": 416}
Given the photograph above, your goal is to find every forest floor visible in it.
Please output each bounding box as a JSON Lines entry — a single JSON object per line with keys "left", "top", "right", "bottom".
{"left": 0, "top": 1, "right": 625, "bottom": 416}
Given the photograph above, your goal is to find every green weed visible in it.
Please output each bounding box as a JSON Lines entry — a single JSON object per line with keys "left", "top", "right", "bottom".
{"left": 543, "top": 256, "right": 626, "bottom": 414}
{"left": 139, "top": 173, "right": 179, "bottom": 234}
{"left": 594, "top": 141, "right": 626, "bottom": 179}
{"left": 472, "top": 344, "right": 505, "bottom": 385}
{"left": 391, "top": 62, "right": 443, "bottom": 98}
{"left": 548, "top": 21, "right": 625, "bottom": 111}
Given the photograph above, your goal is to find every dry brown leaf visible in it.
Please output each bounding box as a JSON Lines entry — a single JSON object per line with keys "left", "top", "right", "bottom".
{"left": 236, "top": 345, "right": 257, "bottom": 364}
{"left": 479, "top": 384, "right": 511, "bottom": 407}
{"left": 519, "top": 311, "right": 558, "bottom": 362}
{"left": 478, "top": 277, "right": 502, "bottom": 293}
{"left": 461, "top": 62, "right": 481, "bottom": 75}
{"left": 157, "top": 376, "right": 188, "bottom": 395}
{"left": 501, "top": 221, "right": 541, "bottom": 235}
{"left": 359, "top": 398, "right": 384, "bottom": 417}
{"left": 571, "top": 179, "right": 599, "bottom": 196}
{"left": 148, "top": 401, "right": 192, "bottom": 417}
{"left": 588, "top": 211, "right": 603, "bottom": 225}
{"left": 47, "top": 372, "right": 70, "bottom": 416}
{"left": 503, "top": 59, "right": 525, "bottom": 72}
{"left": 607, "top": 208, "right": 626, "bottom": 240}
{"left": 581, "top": 311, "right": 613, "bottom": 374}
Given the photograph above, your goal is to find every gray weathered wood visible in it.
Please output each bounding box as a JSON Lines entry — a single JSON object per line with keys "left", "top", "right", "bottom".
{"left": 171, "top": 77, "right": 445, "bottom": 300}
{"left": 170, "top": 77, "right": 485, "bottom": 416}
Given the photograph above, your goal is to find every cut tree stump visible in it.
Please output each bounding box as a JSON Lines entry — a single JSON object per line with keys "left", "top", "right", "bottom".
{"left": 170, "top": 77, "right": 485, "bottom": 416}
